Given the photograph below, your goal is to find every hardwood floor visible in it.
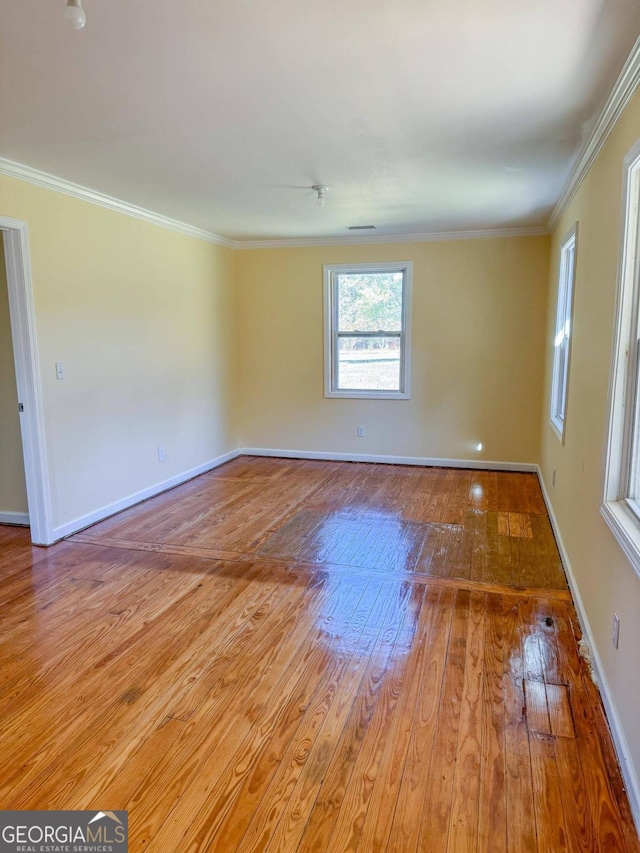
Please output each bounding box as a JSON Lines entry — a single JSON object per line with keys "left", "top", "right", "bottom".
{"left": 1, "top": 457, "right": 637, "bottom": 852}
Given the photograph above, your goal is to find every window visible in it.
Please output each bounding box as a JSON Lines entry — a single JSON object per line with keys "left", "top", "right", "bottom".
{"left": 323, "top": 262, "right": 412, "bottom": 399}
{"left": 550, "top": 226, "right": 578, "bottom": 441}
{"left": 602, "top": 140, "right": 640, "bottom": 579}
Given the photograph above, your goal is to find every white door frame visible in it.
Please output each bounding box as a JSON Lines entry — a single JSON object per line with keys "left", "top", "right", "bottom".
{"left": 1, "top": 217, "right": 54, "bottom": 544}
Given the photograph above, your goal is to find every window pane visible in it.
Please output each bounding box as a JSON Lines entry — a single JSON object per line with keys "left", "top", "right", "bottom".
{"left": 337, "top": 272, "right": 403, "bottom": 332}
{"left": 337, "top": 336, "right": 401, "bottom": 391}
{"left": 555, "top": 345, "right": 567, "bottom": 419}
{"left": 627, "top": 346, "right": 640, "bottom": 501}
{"left": 550, "top": 231, "right": 575, "bottom": 434}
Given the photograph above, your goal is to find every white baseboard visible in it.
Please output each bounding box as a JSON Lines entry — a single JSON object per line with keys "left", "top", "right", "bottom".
{"left": 0, "top": 511, "right": 30, "bottom": 526}
{"left": 239, "top": 447, "right": 538, "bottom": 472}
{"left": 52, "top": 449, "right": 241, "bottom": 541}
{"left": 537, "top": 467, "right": 640, "bottom": 833}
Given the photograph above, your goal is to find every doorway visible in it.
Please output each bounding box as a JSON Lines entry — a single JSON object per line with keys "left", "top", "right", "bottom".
{"left": 0, "top": 237, "right": 28, "bottom": 526}
{"left": 0, "top": 218, "right": 53, "bottom": 544}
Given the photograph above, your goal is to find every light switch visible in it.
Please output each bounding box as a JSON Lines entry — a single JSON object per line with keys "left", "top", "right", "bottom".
{"left": 55, "top": 362, "right": 66, "bottom": 380}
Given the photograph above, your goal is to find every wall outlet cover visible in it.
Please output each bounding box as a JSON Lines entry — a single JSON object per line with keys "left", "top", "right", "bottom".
{"left": 612, "top": 613, "right": 620, "bottom": 649}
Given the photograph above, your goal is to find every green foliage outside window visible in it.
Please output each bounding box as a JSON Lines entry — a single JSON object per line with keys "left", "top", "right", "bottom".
{"left": 337, "top": 273, "right": 403, "bottom": 348}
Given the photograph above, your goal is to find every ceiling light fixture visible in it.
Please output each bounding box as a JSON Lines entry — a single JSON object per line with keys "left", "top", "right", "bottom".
{"left": 64, "top": 0, "right": 86, "bottom": 30}
{"left": 312, "top": 185, "right": 329, "bottom": 207}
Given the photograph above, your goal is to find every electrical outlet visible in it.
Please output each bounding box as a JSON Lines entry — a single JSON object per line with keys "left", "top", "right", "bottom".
{"left": 158, "top": 446, "right": 166, "bottom": 462}
{"left": 612, "top": 613, "right": 620, "bottom": 649}
{"left": 552, "top": 468, "right": 556, "bottom": 486}
{"left": 55, "top": 362, "right": 66, "bottom": 380}
{"left": 357, "top": 426, "right": 365, "bottom": 438}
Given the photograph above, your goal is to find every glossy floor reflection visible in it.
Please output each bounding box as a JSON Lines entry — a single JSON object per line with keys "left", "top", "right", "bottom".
{"left": 0, "top": 459, "right": 637, "bottom": 852}
{"left": 75, "top": 457, "right": 568, "bottom": 591}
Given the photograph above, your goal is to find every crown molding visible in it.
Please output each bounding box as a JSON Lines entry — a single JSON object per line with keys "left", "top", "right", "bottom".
{"left": 0, "top": 157, "right": 236, "bottom": 249}
{"left": 233, "top": 225, "right": 549, "bottom": 250}
{"left": 0, "top": 155, "right": 550, "bottom": 250}
{"left": 549, "top": 35, "right": 640, "bottom": 230}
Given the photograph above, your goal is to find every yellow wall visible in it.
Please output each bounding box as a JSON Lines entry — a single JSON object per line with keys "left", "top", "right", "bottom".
{"left": 0, "top": 238, "right": 28, "bottom": 515}
{"left": 236, "top": 237, "right": 550, "bottom": 463}
{"left": 541, "top": 88, "right": 640, "bottom": 791}
{"left": 0, "top": 174, "right": 238, "bottom": 532}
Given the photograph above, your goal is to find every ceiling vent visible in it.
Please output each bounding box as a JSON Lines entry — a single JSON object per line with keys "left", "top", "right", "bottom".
{"left": 348, "top": 225, "right": 376, "bottom": 230}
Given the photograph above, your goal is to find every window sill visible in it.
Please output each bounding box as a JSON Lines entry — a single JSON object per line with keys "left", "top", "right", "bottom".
{"left": 600, "top": 499, "right": 640, "bottom": 580}
{"left": 325, "top": 389, "right": 410, "bottom": 400}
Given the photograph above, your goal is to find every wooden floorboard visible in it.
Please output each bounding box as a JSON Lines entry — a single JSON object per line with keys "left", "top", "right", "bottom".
{"left": 0, "top": 457, "right": 637, "bottom": 852}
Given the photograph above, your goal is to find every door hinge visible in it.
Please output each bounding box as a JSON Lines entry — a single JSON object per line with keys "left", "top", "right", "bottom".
{"left": 18, "top": 403, "right": 24, "bottom": 412}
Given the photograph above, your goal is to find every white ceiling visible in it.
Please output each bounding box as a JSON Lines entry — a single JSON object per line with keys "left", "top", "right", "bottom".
{"left": 1, "top": 0, "right": 640, "bottom": 242}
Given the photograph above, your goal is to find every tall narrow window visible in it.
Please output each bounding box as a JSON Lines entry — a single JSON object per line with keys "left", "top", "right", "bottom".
{"left": 323, "top": 262, "right": 412, "bottom": 399}
{"left": 550, "top": 227, "right": 577, "bottom": 442}
{"left": 602, "top": 141, "right": 640, "bottom": 579}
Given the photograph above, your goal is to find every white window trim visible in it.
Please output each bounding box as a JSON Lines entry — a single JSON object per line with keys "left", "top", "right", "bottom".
{"left": 549, "top": 224, "right": 578, "bottom": 443}
{"left": 602, "top": 139, "right": 640, "bottom": 580}
{"left": 323, "top": 261, "right": 413, "bottom": 400}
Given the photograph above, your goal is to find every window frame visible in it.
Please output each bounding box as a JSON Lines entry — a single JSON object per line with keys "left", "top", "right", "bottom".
{"left": 602, "top": 139, "right": 640, "bottom": 580}
{"left": 323, "top": 261, "right": 413, "bottom": 400}
{"left": 549, "top": 225, "right": 578, "bottom": 443}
